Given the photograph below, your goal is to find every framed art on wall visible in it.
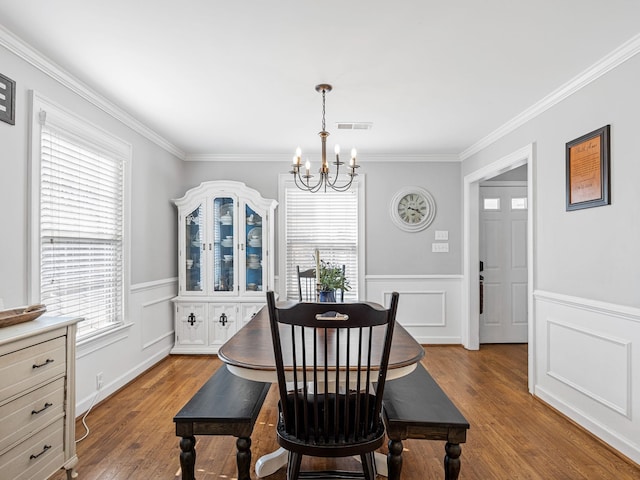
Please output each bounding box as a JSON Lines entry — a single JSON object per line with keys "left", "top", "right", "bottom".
{"left": 0, "top": 73, "right": 16, "bottom": 125}
{"left": 565, "top": 125, "right": 610, "bottom": 211}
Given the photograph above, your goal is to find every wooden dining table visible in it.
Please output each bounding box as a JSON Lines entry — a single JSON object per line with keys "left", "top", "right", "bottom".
{"left": 218, "top": 302, "right": 425, "bottom": 477}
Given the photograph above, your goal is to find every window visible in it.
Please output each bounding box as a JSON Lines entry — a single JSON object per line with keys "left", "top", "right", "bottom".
{"left": 511, "top": 197, "right": 528, "bottom": 210}
{"left": 281, "top": 178, "right": 363, "bottom": 301}
{"left": 483, "top": 198, "right": 500, "bottom": 210}
{"left": 30, "top": 92, "right": 130, "bottom": 339}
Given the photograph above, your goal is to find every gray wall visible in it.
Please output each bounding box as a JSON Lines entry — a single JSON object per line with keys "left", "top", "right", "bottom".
{"left": 463, "top": 54, "right": 640, "bottom": 308}
{"left": 1, "top": 40, "right": 185, "bottom": 416}
{"left": 0, "top": 45, "right": 184, "bottom": 306}
{"left": 183, "top": 160, "right": 463, "bottom": 278}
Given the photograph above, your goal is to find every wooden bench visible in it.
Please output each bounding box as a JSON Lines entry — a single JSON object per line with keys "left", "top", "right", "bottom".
{"left": 382, "top": 363, "right": 470, "bottom": 480}
{"left": 173, "top": 364, "right": 270, "bottom": 480}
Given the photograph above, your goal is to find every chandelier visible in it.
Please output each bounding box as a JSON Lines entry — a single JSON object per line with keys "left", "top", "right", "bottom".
{"left": 290, "top": 84, "right": 360, "bottom": 192}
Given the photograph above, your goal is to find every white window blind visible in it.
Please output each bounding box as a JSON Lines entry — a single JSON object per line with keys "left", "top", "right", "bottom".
{"left": 39, "top": 122, "right": 124, "bottom": 338}
{"left": 284, "top": 186, "right": 359, "bottom": 301}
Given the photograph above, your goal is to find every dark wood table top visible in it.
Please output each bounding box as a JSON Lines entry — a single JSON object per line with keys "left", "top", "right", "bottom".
{"left": 218, "top": 304, "right": 424, "bottom": 380}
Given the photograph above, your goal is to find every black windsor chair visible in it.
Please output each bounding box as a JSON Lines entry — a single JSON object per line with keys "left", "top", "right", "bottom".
{"left": 265, "top": 290, "right": 400, "bottom": 480}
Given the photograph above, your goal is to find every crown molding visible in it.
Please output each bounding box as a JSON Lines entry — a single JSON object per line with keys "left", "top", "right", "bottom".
{"left": 184, "top": 152, "right": 461, "bottom": 162}
{"left": 461, "top": 33, "right": 640, "bottom": 160}
{"left": 7, "top": 21, "right": 637, "bottom": 165}
{"left": 0, "top": 24, "right": 186, "bottom": 160}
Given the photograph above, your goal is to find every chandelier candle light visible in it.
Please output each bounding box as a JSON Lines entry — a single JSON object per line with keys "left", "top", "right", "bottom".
{"left": 290, "top": 84, "right": 360, "bottom": 192}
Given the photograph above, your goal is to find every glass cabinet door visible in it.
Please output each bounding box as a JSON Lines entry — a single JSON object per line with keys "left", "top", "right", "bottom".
{"left": 245, "top": 204, "right": 263, "bottom": 293}
{"left": 185, "top": 205, "right": 204, "bottom": 292}
{"left": 214, "top": 197, "right": 235, "bottom": 292}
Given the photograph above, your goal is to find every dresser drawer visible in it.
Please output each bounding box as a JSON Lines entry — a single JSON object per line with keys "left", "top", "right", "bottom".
{"left": 0, "top": 336, "right": 66, "bottom": 403}
{"left": 0, "top": 418, "right": 64, "bottom": 480}
{"left": 0, "top": 377, "right": 65, "bottom": 453}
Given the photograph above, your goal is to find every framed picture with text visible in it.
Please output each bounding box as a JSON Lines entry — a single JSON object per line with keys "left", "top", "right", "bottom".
{"left": 0, "top": 73, "right": 16, "bottom": 125}
{"left": 566, "top": 125, "right": 610, "bottom": 211}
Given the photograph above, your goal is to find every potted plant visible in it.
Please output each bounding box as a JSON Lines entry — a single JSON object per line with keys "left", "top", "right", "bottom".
{"left": 318, "top": 260, "right": 350, "bottom": 302}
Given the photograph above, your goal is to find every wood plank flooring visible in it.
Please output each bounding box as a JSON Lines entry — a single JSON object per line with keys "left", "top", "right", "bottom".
{"left": 49, "top": 344, "right": 640, "bottom": 479}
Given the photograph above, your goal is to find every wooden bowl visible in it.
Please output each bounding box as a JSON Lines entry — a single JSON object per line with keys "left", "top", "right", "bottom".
{"left": 0, "top": 304, "right": 47, "bottom": 328}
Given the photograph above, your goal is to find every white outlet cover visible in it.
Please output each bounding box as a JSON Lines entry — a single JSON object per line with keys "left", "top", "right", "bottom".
{"left": 432, "top": 243, "right": 449, "bottom": 253}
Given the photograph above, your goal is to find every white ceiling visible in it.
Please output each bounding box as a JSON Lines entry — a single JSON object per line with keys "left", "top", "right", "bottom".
{"left": 1, "top": 1, "right": 639, "bottom": 159}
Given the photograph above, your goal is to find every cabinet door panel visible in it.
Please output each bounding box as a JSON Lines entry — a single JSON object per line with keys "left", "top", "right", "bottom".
{"left": 176, "top": 304, "right": 207, "bottom": 346}
{"left": 213, "top": 197, "right": 236, "bottom": 293}
{"left": 239, "top": 303, "right": 264, "bottom": 328}
{"left": 209, "top": 304, "right": 237, "bottom": 345}
{"left": 244, "top": 203, "right": 265, "bottom": 295}
{"left": 184, "top": 204, "right": 205, "bottom": 293}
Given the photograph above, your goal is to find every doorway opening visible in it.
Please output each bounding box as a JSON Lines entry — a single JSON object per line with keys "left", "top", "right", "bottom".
{"left": 462, "top": 144, "right": 535, "bottom": 393}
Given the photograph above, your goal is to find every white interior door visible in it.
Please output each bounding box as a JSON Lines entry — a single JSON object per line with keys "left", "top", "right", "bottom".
{"left": 479, "top": 185, "right": 528, "bottom": 343}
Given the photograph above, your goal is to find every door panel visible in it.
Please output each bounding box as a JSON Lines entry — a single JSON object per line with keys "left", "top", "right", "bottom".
{"left": 480, "top": 185, "right": 528, "bottom": 343}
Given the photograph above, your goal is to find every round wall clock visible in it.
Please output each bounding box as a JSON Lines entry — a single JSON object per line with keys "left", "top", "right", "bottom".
{"left": 390, "top": 186, "right": 436, "bottom": 232}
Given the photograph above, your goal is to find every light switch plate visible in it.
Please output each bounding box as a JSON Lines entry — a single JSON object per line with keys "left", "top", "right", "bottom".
{"left": 435, "top": 230, "right": 449, "bottom": 240}
{"left": 432, "top": 243, "right": 449, "bottom": 253}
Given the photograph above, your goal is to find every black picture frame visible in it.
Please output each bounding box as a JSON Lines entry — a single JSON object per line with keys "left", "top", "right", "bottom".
{"left": 0, "top": 73, "right": 16, "bottom": 125}
{"left": 565, "top": 125, "right": 610, "bottom": 211}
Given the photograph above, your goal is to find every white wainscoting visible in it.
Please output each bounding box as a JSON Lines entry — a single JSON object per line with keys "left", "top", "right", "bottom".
{"left": 75, "top": 278, "right": 177, "bottom": 414}
{"left": 534, "top": 290, "right": 640, "bottom": 464}
{"left": 365, "top": 275, "right": 463, "bottom": 344}
{"left": 131, "top": 278, "right": 177, "bottom": 351}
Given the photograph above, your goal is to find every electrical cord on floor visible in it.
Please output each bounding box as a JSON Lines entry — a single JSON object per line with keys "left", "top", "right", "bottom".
{"left": 76, "top": 387, "right": 100, "bottom": 443}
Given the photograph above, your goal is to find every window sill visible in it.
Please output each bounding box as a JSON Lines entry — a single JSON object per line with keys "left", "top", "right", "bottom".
{"left": 76, "top": 321, "right": 134, "bottom": 358}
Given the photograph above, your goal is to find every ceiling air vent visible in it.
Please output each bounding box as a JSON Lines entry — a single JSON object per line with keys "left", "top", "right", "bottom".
{"left": 335, "top": 122, "right": 373, "bottom": 130}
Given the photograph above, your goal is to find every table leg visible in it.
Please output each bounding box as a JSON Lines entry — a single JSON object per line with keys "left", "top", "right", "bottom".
{"left": 258, "top": 447, "right": 390, "bottom": 478}
{"left": 236, "top": 437, "right": 252, "bottom": 480}
{"left": 179, "top": 435, "right": 196, "bottom": 480}
{"left": 255, "top": 446, "right": 288, "bottom": 477}
{"left": 386, "top": 439, "right": 402, "bottom": 480}
{"left": 444, "top": 442, "right": 462, "bottom": 480}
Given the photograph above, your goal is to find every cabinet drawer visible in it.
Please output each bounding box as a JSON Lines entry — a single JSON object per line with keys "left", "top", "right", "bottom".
{"left": 0, "top": 377, "right": 65, "bottom": 453}
{"left": 0, "top": 418, "right": 64, "bottom": 480}
{"left": 0, "top": 336, "right": 66, "bottom": 403}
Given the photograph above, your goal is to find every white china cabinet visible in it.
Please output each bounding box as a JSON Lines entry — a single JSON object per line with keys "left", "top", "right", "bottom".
{"left": 171, "top": 181, "right": 277, "bottom": 353}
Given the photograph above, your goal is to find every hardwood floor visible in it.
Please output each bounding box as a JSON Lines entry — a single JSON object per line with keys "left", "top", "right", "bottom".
{"left": 49, "top": 344, "right": 640, "bottom": 479}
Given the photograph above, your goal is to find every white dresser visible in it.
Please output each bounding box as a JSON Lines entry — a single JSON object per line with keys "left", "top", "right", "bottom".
{"left": 0, "top": 316, "right": 81, "bottom": 480}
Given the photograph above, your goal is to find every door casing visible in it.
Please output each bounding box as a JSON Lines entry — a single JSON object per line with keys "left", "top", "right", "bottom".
{"left": 462, "top": 143, "right": 535, "bottom": 393}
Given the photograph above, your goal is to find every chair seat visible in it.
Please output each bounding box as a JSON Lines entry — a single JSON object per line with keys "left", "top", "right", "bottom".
{"left": 277, "top": 423, "right": 385, "bottom": 458}
{"left": 277, "top": 392, "right": 385, "bottom": 457}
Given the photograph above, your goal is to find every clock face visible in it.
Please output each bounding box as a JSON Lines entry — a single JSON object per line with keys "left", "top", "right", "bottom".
{"left": 390, "top": 187, "right": 436, "bottom": 232}
{"left": 398, "top": 193, "right": 428, "bottom": 224}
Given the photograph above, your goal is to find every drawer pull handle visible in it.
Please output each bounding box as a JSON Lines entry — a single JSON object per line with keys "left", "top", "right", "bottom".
{"left": 32, "top": 358, "right": 54, "bottom": 369}
{"left": 30, "top": 444, "right": 52, "bottom": 460}
{"left": 32, "top": 402, "right": 53, "bottom": 415}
